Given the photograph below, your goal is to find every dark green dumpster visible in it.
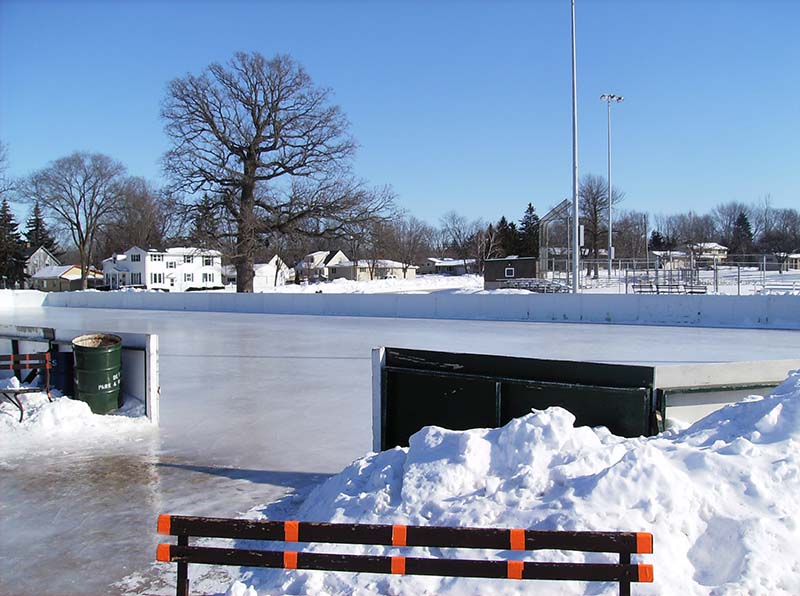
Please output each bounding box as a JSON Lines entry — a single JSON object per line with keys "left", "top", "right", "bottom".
{"left": 72, "top": 333, "right": 122, "bottom": 414}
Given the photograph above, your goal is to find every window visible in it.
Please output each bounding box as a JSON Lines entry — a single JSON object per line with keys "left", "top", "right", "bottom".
{"left": 166, "top": 261, "right": 177, "bottom": 269}
{"left": 184, "top": 255, "right": 193, "bottom": 264}
{"left": 150, "top": 254, "right": 164, "bottom": 262}
{"left": 505, "top": 267, "right": 515, "bottom": 278}
{"left": 170, "top": 278, "right": 175, "bottom": 287}
{"left": 151, "top": 272, "right": 163, "bottom": 284}
{"left": 131, "top": 272, "right": 142, "bottom": 285}
{"left": 130, "top": 254, "right": 141, "bottom": 262}
{"left": 184, "top": 273, "right": 194, "bottom": 282}
{"left": 203, "top": 256, "right": 214, "bottom": 266}
{"left": 202, "top": 273, "right": 214, "bottom": 283}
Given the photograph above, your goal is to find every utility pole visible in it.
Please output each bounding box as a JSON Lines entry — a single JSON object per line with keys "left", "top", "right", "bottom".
{"left": 570, "top": 0, "right": 580, "bottom": 293}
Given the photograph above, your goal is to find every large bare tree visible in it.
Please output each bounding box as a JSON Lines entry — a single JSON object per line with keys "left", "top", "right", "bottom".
{"left": 25, "top": 152, "right": 126, "bottom": 288}
{"left": 162, "top": 52, "right": 390, "bottom": 292}
{"left": 579, "top": 174, "right": 623, "bottom": 277}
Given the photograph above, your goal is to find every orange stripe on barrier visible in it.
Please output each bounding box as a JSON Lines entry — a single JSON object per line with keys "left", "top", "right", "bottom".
{"left": 392, "top": 525, "right": 407, "bottom": 547}
{"left": 284, "top": 551, "right": 298, "bottom": 569}
{"left": 507, "top": 560, "right": 524, "bottom": 580}
{"left": 509, "top": 528, "right": 525, "bottom": 551}
{"left": 284, "top": 520, "right": 299, "bottom": 542}
{"left": 157, "top": 514, "right": 171, "bottom": 535}
{"left": 156, "top": 544, "right": 171, "bottom": 562}
{"left": 638, "top": 564, "right": 654, "bottom": 583}
{"left": 391, "top": 556, "right": 406, "bottom": 575}
{"left": 636, "top": 532, "right": 653, "bottom": 554}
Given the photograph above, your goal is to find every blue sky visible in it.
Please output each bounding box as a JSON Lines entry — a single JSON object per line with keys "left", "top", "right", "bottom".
{"left": 1, "top": 0, "right": 798, "bottom": 226}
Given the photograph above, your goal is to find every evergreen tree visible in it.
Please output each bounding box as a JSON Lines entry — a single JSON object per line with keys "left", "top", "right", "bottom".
{"left": 0, "top": 199, "right": 26, "bottom": 287}
{"left": 648, "top": 230, "right": 666, "bottom": 250}
{"left": 729, "top": 211, "right": 754, "bottom": 255}
{"left": 24, "top": 201, "right": 62, "bottom": 257}
{"left": 495, "top": 216, "right": 520, "bottom": 257}
{"left": 518, "top": 203, "right": 540, "bottom": 257}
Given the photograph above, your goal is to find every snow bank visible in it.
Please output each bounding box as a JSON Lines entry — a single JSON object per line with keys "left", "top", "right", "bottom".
{"left": 239, "top": 373, "right": 800, "bottom": 595}
{"left": 0, "top": 377, "right": 152, "bottom": 456}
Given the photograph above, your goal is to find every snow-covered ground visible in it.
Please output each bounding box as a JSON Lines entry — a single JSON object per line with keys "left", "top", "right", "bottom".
{"left": 245, "top": 270, "right": 800, "bottom": 296}
{"left": 2, "top": 305, "right": 800, "bottom": 595}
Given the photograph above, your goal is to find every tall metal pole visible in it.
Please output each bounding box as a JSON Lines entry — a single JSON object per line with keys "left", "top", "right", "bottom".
{"left": 606, "top": 99, "right": 612, "bottom": 279}
{"left": 570, "top": 0, "right": 580, "bottom": 293}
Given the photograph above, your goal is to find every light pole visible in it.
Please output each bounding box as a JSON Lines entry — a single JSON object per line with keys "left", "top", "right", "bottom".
{"left": 600, "top": 93, "right": 623, "bottom": 279}
{"left": 570, "top": 0, "right": 580, "bottom": 293}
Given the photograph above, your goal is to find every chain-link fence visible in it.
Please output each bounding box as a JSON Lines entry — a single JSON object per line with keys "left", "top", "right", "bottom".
{"left": 539, "top": 255, "right": 800, "bottom": 295}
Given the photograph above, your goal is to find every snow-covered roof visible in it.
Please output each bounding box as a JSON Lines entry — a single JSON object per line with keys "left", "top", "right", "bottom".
{"left": 330, "top": 259, "right": 416, "bottom": 269}
{"left": 693, "top": 242, "right": 728, "bottom": 251}
{"left": 426, "top": 258, "right": 476, "bottom": 265}
{"left": 32, "top": 265, "right": 74, "bottom": 279}
{"left": 652, "top": 250, "right": 688, "bottom": 257}
{"left": 164, "top": 247, "right": 222, "bottom": 257}
{"left": 32, "top": 265, "right": 102, "bottom": 280}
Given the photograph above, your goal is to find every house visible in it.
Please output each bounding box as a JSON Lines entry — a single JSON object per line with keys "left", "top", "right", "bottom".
{"left": 223, "top": 255, "right": 295, "bottom": 291}
{"left": 102, "top": 246, "right": 223, "bottom": 292}
{"left": 417, "top": 257, "right": 477, "bottom": 275}
{"left": 22, "top": 245, "right": 60, "bottom": 288}
{"left": 651, "top": 250, "right": 690, "bottom": 270}
{"left": 789, "top": 254, "right": 800, "bottom": 270}
{"left": 295, "top": 250, "right": 349, "bottom": 282}
{"left": 483, "top": 256, "right": 538, "bottom": 290}
{"left": 328, "top": 259, "right": 417, "bottom": 281}
{"left": 31, "top": 265, "right": 103, "bottom": 292}
{"left": 689, "top": 242, "right": 728, "bottom": 266}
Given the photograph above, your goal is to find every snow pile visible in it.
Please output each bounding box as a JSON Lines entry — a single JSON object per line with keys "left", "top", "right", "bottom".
{"left": 266, "top": 274, "right": 484, "bottom": 295}
{"left": 0, "top": 377, "right": 152, "bottom": 454}
{"left": 239, "top": 374, "right": 800, "bottom": 595}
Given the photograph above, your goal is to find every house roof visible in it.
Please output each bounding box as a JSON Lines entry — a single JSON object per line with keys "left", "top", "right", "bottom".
{"left": 23, "top": 245, "right": 60, "bottom": 264}
{"left": 693, "top": 242, "right": 728, "bottom": 251}
{"left": 33, "top": 265, "right": 103, "bottom": 281}
{"left": 426, "top": 258, "right": 476, "bottom": 265}
{"left": 331, "top": 259, "right": 416, "bottom": 269}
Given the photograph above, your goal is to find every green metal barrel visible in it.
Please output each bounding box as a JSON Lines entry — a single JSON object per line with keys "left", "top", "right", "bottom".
{"left": 72, "top": 333, "right": 122, "bottom": 414}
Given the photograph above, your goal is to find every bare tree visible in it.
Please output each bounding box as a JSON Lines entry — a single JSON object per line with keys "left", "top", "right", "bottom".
{"left": 0, "top": 142, "right": 14, "bottom": 198}
{"left": 440, "top": 211, "right": 485, "bottom": 273}
{"left": 161, "top": 51, "right": 394, "bottom": 292}
{"left": 579, "top": 174, "right": 623, "bottom": 277}
{"left": 613, "top": 210, "right": 648, "bottom": 259}
{"left": 711, "top": 201, "right": 752, "bottom": 247}
{"left": 94, "top": 177, "right": 178, "bottom": 260}
{"left": 386, "top": 215, "right": 434, "bottom": 278}
{"left": 24, "top": 152, "right": 126, "bottom": 288}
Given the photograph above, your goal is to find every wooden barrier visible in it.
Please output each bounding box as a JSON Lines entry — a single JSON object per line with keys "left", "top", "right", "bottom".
{"left": 0, "top": 352, "right": 52, "bottom": 422}
{"left": 156, "top": 514, "right": 653, "bottom": 596}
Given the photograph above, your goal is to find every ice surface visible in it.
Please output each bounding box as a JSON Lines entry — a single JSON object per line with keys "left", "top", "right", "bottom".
{"left": 2, "top": 305, "right": 800, "bottom": 594}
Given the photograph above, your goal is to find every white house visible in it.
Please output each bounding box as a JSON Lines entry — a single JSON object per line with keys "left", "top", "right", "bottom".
{"left": 102, "top": 246, "right": 223, "bottom": 292}
{"left": 417, "top": 257, "right": 476, "bottom": 275}
{"left": 223, "top": 255, "right": 295, "bottom": 291}
{"left": 23, "top": 245, "right": 60, "bottom": 288}
{"left": 328, "top": 259, "right": 417, "bottom": 281}
{"left": 295, "top": 250, "right": 349, "bottom": 282}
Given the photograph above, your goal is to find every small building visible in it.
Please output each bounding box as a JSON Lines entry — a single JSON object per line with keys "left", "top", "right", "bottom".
{"left": 417, "top": 258, "right": 477, "bottom": 275}
{"left": 295, "top": 250, "right": 349, "bottom": 282}
{"left": 31, "top": 265, "right": 103, "bottom": 292}
{"left": 689, "top": 242, "right": 728, "bottom": 266}
{"left": 788, "top": 254, "right": 800, "bottom": 270}
{"left": 102, "top": 246, "right": 223, "bottom": 292}
{"left": 22, "top": 245, "right": 60, "bottom": 288}
{"left": 223, "top": 255, "right": 295, "bottom": 291}
{"left": 483, "top": 256, "right": 538, "bottom": 290}
{"left": 651, "top": 250, "right": 690, "bottom": 270}
{"left": 328, "top": 259, "right": 417, "bottom": 281}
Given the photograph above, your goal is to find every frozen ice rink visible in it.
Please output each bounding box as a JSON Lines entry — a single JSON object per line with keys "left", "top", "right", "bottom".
{"left": 2, "top": 306, "right": 799, "bottom": 595}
